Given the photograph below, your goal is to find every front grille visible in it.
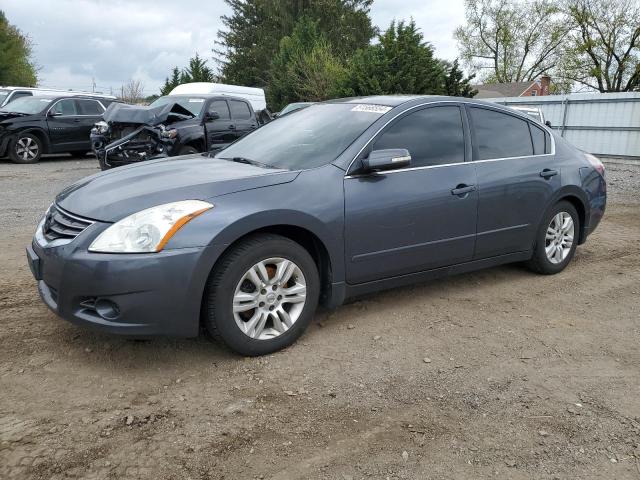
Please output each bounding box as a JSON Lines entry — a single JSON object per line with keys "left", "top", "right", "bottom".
{"left": 43, "top": 204, "right": 93, "bottom": 241}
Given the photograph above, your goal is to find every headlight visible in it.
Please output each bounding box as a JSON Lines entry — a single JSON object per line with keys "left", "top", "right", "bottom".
{"left": 89, "top": 200, "right": 213, "bottom": 253}
{"left": 92, "top": 121, "right": 110, "bottom": 135}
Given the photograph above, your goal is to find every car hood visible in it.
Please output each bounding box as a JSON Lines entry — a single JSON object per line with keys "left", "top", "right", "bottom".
{"left": 56, "top": 155, "right": 298, "bottom": 222}
{"left": 102, "top": 102, "right": 195, "bottom": 126}
{"left": 0, "top": 111, "right": 30, "bottom": 123}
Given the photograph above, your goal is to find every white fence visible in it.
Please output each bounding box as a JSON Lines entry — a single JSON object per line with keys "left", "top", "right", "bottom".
{"left": 489, "top": 92, "right": 640, "bottom": 159}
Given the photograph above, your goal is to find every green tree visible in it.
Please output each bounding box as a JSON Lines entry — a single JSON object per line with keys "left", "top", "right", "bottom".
{"left": 454, "top": 0, "right": 568, "bottom": 83}
{"left": 444, "top": 59, "right": 478, "bottom": 97}
{"left": 160, "top": 67, "right": 182, "bottom": 95}
{"left": 216, "top": 0, "right": 376, "bottom": 86}
{"left": 559, "top": 0, "right": 640, "bottom": 92}
{"left": 183, "top": 53, "right": 215, "bottom": 83}
{"left": 343, "top": 20, "right": 447, "bottom": 96}
{"left": 0, "top": 11, "right": 38, "bottom": 86}
{"left": 160, "top": 54, "right": 215, "bottom": 95}
{"left": 268, "top": 17, "right": 347, "bottom": 109}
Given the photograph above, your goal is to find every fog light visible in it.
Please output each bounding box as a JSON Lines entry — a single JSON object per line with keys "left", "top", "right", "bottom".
{"left": 94, "top": 298, "right": 120, "bottom": 320}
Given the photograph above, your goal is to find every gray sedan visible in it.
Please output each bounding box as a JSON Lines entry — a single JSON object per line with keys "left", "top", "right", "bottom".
{"left": 27, "top": 96, "right": 607, "bottom": 356}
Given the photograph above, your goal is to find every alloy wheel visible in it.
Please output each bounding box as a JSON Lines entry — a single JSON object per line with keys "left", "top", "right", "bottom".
{"left": 15, "top": 137, "right": 39, "bottom": 161}
{"left": 232, "top": 257, "right": 307, "bottom": 340}
{"left": 545, "top": 212, "right": 574, "bottom": 264}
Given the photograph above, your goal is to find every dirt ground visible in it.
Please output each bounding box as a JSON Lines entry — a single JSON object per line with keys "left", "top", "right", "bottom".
{"left": 1, "top": 156, "right": 639, "bottom": 479}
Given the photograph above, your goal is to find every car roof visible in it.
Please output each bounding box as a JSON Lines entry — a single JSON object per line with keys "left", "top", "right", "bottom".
{"left": 325, "top": 95, "right": 523, "bottom": 109}
{"left": 0, "top": 86, "right": 116, "bottom": 98}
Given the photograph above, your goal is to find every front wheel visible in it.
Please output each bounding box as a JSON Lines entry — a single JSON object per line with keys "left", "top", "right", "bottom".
{"left": 204, "top": 234, "right": 320, "bottom": 356}
{"left": 178, "top": 145, "right": 199, "bottom": 155}
{"left": 9, "top": 134, "right": 43, "bottom": 164}
{"left": 526, "top": 201, "right": 579, "bottom": 275}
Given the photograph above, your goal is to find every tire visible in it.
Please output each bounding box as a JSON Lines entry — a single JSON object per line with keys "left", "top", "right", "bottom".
{"left": 9, "top": 133, "right": 43, "bottom": 164}
{"left": 178, "top": 145, "right": 199, "bottom": 155}
{"left": 526, "top": 200, "right": 579, "bottom": 275}
{"left": 204, "top": 234, "right": 320, "bottom": 356}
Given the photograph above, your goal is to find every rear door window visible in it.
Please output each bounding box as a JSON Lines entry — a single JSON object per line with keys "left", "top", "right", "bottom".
{"left": 470, "top": 107, "right": 534, "bottom": 160}
{"left": 229, "top": 100, "right": 252, "bottom": 120}
{"left": 373, "top": 105, "right": 465, "bottom": 167}
{"left": 208, "top": 100, "right": 230, "bottom": 120}
{"left": 76, "top": 99, "right": 104, "bottom": 115}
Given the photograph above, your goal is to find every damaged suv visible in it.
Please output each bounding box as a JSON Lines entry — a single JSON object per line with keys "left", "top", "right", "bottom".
{"left": 91, "top": 94, "right": 260, "bottom": 169}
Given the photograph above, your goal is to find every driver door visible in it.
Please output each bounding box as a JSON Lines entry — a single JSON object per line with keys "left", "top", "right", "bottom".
{"left": 46, "top": 99, "right": 85, "bottom": 150}
{"left": 205, "top": 99, "right": 236, "bottom": 150}
{"left": 344, "top": 105, "right": 478, "bottom": 284}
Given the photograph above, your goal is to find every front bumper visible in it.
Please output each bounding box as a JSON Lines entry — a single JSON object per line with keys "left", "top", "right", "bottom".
{"left": 27, "top": 219, "right": 224, "bottom": 337}
{"left": 91, "top": 127, "right": 175, "bottom": 168}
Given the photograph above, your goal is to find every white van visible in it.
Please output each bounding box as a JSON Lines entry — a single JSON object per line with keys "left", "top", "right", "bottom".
{"left": 169, "top": 83, "right": 267, "bottom": 111}
{"left": 0, "top": 86, "right": 117, "bottom": 109}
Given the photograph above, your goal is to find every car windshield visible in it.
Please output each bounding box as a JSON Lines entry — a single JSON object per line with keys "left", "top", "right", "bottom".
{"left": 0, "top": 90, "right": 8, "bottom": 106}
{"left": 215, "top": 103, "right": 391, "bottom": 170}
{"left": 0, "top": 96, "right": 53, "bottom": 114}
{"left": 149, "top": 96, "right": 205, "bottom": 116}
{"left": 280, "top": 102, "right": 312, "bottom": 115}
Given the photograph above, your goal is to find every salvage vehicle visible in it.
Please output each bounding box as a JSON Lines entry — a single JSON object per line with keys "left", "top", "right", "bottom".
{"left": 91, "top": 94, "right": 262, "bottom": 170}
{"left": 27, "top": 96, "right": 606, "bottom": 356}
{"left": 0, "top": 86, "right": 116, "bottom": 109}
{"left": 0, "top": 94, "right": 117, "bottom": 163}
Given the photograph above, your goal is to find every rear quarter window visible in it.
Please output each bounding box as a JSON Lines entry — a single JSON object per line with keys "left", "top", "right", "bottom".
{"left": 470, "top": 107, "right": 534, "bottom": 160}
{"left": 529, "top": 123, "right": 548, "bottom": 155}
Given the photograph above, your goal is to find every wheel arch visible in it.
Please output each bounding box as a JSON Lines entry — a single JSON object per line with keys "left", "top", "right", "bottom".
{"left": 198, "top": 219, "right": 339, "bottom": 328}
{"left": 545, "top": 186, "right": 589, "bottom": 245}
{"left": 15, "top": 128, "right": 52, "bottom": 154}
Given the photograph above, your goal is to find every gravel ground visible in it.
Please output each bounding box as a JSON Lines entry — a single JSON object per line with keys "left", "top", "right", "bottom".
{"left": 1, "top": 155, "right": 639, "bottom": 479}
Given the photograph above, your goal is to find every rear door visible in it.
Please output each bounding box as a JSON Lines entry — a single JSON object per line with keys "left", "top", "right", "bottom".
{"left": 344, "top": 104, "right": 478, "bottom": 284}
{"left": 228, "top": 99, "right": 257, "bottom": 139}
{"left": 205, "top": 99, "right": 236, "bottom": 149}
{"left": 467, "top": 105, "right": 559, "bottom": 258}
{"left": 74, "top": 99, "right": 106, "bottom": 148}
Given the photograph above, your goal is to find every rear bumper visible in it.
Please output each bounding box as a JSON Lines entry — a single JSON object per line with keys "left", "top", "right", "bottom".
{"left": 27, "top": 220, "right": 226, "bottom": 337}
{"left": 581, "top": 169, "right": 607, "bottom": 240}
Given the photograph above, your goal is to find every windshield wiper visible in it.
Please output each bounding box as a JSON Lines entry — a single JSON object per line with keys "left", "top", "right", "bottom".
{"left": 218, "top": 157, "right": 278, "bottom": 169}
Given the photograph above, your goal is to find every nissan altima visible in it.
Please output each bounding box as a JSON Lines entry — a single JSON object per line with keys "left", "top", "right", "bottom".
{"left": 27, "top": 96, "right": 607, "bottom": 356}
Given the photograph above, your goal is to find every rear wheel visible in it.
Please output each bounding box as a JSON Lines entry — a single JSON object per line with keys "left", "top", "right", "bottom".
{"left": 9, "top": 134, "right": 42, "bottom": 164}
{"left": 204, "top": 234, "right": 320, "bottom": 356}
{"left": 526, "top": 201, "right": 579, "bottom": 274}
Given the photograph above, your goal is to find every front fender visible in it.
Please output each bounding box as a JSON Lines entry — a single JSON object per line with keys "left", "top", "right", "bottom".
{"left": 165, "top": 165, "right": 346, "bottom": 282}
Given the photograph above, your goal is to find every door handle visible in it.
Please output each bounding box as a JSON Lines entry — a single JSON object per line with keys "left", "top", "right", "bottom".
{"left": 228, "top": 124, "right": 236, "bottom": 130}
{"left": 73, "top": 118, "right": 81, "bottom": 123}
{"left": 540, "top": 169, "right": 558, "bottom": 179}
{"left": 451, "top": 184, "right": 476, "bottom": 196}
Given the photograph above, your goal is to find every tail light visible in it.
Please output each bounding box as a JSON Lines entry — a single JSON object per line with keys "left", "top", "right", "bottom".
{"left": 585, "top": 153, "right": 605, "bottom": 177}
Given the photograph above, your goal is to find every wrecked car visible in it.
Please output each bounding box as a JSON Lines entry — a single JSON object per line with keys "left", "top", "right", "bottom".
{"left": 91, "top": 94, "right": 263, "bottom": 170}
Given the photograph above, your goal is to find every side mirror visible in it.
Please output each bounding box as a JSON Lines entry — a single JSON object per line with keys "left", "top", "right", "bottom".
{"left": 47, "top": 110, "right": 60, "bottom": 117}
{"left": 362, "top": 149, "right": 411, "bottom": 172}
{"left": 204, "top": 111, "right": 220, "bottom": 122}
{"left": 545, "top": 120, "right": 552, "bottom": 127}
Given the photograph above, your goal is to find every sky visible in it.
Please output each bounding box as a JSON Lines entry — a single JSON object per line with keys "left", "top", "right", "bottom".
{"left": 2, "top": 0, "right": 466, "bottom": 96}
